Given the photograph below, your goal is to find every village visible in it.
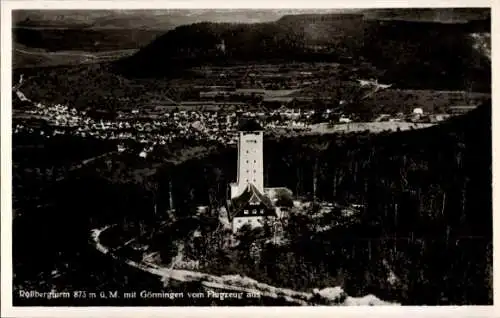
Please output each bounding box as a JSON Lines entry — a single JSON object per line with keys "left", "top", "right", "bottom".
{"left": 13, "top": 87, "right": 474, "bottom": 160}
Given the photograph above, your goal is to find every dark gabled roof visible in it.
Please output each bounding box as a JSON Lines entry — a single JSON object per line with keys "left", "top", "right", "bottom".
{"left": 238, "top": 118, "right": 263, "bottom": 132}
{"left": 230, "top": 183, "right": 274, "bottom": 217}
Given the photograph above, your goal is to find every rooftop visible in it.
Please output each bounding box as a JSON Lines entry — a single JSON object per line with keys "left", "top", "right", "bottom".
{"left": 230, "top": 183, "right": 274, "bottom": 217}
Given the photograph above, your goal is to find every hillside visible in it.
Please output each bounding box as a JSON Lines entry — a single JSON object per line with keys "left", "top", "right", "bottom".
{"left": 117, "top": 12, "right": 490, "bottom": 92}
{"left": 13, "top": 43, "right": 138, "bottom": 69}
{"left": 12, "top": 9, "right": 347, "bottom": 53}
{"left": 362, "top": 8, "right": 490, "bottom": 23}
{"left": 150, "top": 101, "right": 492, "bottom": 304}
{"left": 13, "top": 8, "right": 488, "bottom": 29}
{"left": 13, "top": 27, "right": 164, "bottom": 52}
{"left": 12, "top": 99, "right": 491, "bottom": 305}
{"left": 13, "top": 9, "right": 358, "bottom": 29}
{"left": 362, "top": 19, "right": 490, "bottom": 91}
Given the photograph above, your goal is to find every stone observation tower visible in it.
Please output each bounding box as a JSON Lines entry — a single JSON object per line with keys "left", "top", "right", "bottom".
{"left": 227, "top": 118, "right": 293, "bottom": 233}
{"left": 230, "top": 118, "right": 264, "bottom": 198}
{"left": 216, "top": 39, "right": 226, "bottom": 54}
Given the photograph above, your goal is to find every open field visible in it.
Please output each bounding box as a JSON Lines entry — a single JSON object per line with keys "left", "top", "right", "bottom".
{"left": 13, "top": 61, "right": 491, "bottom": 114}
{"left": 13, "top": 45, "right": 138, "bottom": 69}
{"left": 355, "top": 89, "right": 491, "bottom": 113}
{"left": 306, "top": 122, "right": 435, "bottom": 134}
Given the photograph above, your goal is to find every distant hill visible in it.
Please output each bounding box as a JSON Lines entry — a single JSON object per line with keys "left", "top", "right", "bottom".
{"left": 12, "top": 9, "right": 353, "bottom": 53}
{"left": 117, "top": 10, "right": 490, "bottom": 91}
{"left": 12, "top": 8, "right": 491, "bottom": 92}
{"left": 362, "top": 8, "right": 491, "bottom": 23}
{"left": 13, "top": 27, "right": 164, "bottom": 52}
{"left": 13, "top": 8, "right": 490, "bottom": 29}
{"left": 12, "top": 9, "right": 354, "bottom": 30}
{"left": 361, "top": 18, "right": 490, "bottom": 91}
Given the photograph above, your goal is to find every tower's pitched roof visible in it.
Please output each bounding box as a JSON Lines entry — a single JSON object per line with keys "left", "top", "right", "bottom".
{"left": 230, "top": 183, "right": 274, "bottom": 217}
{"left": 238, "top": 118, "right": 263, "bottom": 132}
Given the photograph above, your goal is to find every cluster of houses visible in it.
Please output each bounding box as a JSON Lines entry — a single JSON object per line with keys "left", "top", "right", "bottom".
{"left": 12, "top": 102, "right": 321, "bottom": 148}
{"left": 13, "top": 95, "right": 474, "bottom": 160}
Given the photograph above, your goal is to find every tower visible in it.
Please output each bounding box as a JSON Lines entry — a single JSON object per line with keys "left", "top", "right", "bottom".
{"left": 220, "top": 39, "right": 226, "bottom": 53}
{"left": 216, "top": 39, "right": 226, "bottom": 54}
{"left": 168, "top": 179, "right": 174, "bottom": 210}
{"left": 230, "top": 119, "right": 264, "bottom": 199}
{"left": 227, "top": 118, "right": 292, "bottom": 233}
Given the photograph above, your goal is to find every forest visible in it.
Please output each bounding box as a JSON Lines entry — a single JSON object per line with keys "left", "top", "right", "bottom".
{"left": 151, "top": 101, "right": 492, "bottom": 305}
{"left": 12, "top": 99, "right": 492, "bottom": 305}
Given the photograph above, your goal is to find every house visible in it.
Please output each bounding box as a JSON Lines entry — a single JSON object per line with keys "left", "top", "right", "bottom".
{"left": 431, "top": 114, "right": 452, "bottom": 122}
{"left": 228, "top": 183, "right": 276, "bottom": 233}
{"left": 339, "top": 116, "right": 352, "bottom": 123}
{"left": 412, "top": 108, "right": 424, "bottom": 115}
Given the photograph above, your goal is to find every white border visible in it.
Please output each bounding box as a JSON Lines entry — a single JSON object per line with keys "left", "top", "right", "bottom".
{"left": 1, "top": 1, "right": 497, "bottom": 318}
{"left": 0, "top": 1, "right": 494, "bottom": 9}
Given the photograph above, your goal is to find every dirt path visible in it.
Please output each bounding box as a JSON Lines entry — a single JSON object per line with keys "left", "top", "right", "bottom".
{"left": 90, "top": 225, "right": 399, "bottom": 306}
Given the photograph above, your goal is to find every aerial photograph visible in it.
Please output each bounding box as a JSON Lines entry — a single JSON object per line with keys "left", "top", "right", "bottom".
{"left": 10, "top": 8, "right": 491, "bottom": 306}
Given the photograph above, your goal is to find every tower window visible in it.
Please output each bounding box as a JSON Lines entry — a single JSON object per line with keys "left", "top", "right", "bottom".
{"left": 246, "top": 160, "right": 249, "bottom": 163}
{"left": 254, "top": 160, "right": 256, "bottom": 163}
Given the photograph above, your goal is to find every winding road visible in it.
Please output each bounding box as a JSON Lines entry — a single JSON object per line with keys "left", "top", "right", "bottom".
{"left": 90, "top": 225, "right": 399, "bottom": 306}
